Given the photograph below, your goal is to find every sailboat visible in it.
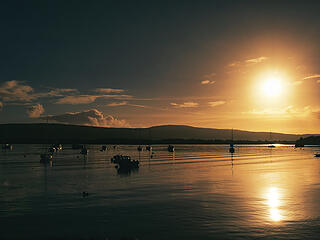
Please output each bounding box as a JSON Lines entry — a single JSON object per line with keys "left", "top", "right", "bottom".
{"left": 80, "top": 145, "right": 89, "bottom": 155}
{"left": 268, "top": 131, "right": 275, "bottom": 148}
{"left": 146, "top": 128, "right": 152, "bottom": 151}
{"left": 40, "top": 117, "right": 53, "bottom": 163}
{"left": 229, "top": 128, "right": 235, "bottom": 153}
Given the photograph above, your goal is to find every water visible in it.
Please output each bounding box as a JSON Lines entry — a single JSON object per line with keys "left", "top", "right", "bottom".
{"left": 1, "top": 144, "right": 320, "bottom": 239}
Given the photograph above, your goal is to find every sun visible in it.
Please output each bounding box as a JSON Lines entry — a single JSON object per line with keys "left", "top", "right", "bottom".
{"left": 260, "top": 72, "right": 284, "bottom": 98}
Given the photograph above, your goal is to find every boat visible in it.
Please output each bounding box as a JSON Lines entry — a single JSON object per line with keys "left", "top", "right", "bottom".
{"left": 100, "top": 145, "right": 107, "bottom": 152}
{"left": 295, "top": 143, "right": 304, "bottom": 148}
{"left": 53, "top": 144, "right": 63, "bottom": 151}
{"left": 111, "top": 154, "right": 139, "bottom": 173}
{"left": 2, "top": 144, "right": 13, "bottom": 150}
{"left": 267, "top": 131, "right": 276, "bottom": 148}
{"left": 80, "top": 146, "right": 89, "bottom": 155}
{"left": 168, "top": 145, "right": 175, "bottom": 152}
{"left": 48, "top": 146, "right": 56, "bottom": 153}
{"left": 40, "top": 119, "right": 54, "bottom": 163}
{"left": 146, "top": 129, "right": 152, "bottom": 152}
{"left": 137, "top": 145, "right": 143, "bottom": 152}
{"left": 229, "top": 129, "right": 235, "bottom": 153}
{"left": 40, "top": 153, "right": 53, "bottom": 163}
{"left": 229, "top": 143, "right": 235, "bottom": 153}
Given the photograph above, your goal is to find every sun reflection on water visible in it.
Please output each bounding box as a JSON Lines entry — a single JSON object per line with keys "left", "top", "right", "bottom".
{"left": 266, "top": 187, "right": 282, "bottom": 221}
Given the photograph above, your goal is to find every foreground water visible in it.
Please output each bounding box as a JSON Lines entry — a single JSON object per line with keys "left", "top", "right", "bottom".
{"left": 1, "top": 144, "right": 320, "bottom": 239}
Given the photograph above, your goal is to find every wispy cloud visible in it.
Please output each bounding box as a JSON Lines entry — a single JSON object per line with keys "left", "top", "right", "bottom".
{"left": 303, "top": 74, "right": 320, "bottom": 80}
{"left": 245, "top": 56, "right": 268, "bottom": 64}
{"left": 201, "top": 80, "right": 216, "bottom": 85}
{"left": 27, "top": 104, "right": 44, "bottom": 118}
{"left": 244, "top": 105, "right": 319, "bottom": 118}
{"left": 208, "top": 101, "right": 226, "bottom": 107}
{"left": 56, "top": 95, "right": 99, "bottom": 104}
{"left": 95, "top": 88, "right": 125, "bottom": 94}
{"left": 39, "top": 109, "right": 130, "bottom": 127}
{"left": 56, "top": 94, "right": 132, "bottom": 104}
{"left": 228, "top": 61, "right": 241, "bottom": 68}
{"left": 228, "top": 56, "right": 268, "bottom": 68}
{"left": 170, "top": 102, "right": 199, "bottom": 108}
{"left": 292, "top": 80, "right": 303, "bottom": 86}
{"left": 107, "top": 101, "right": 148, "bottom": 108}
{"left": 46, "top": 88, "right": 78, "bottom": 97}
{"left": 107, "top": 101, "right": 128, "bottom": 107}
{"left": 201, "top": 73, "right": 216, "bottom": 85}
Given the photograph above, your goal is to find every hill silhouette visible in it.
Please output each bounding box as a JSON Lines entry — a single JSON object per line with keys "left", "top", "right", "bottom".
{"left": 0, "top": 123, "right": 315, "bottom": 144}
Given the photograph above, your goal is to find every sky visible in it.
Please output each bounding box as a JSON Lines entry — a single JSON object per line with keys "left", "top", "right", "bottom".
{"left": 0, "top": 0, "right": 320, "bottom": 134}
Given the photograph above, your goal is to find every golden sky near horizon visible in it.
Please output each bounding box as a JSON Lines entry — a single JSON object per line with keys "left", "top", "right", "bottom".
{"left": 0, "top": 2, "right": 320, "bottom": 134}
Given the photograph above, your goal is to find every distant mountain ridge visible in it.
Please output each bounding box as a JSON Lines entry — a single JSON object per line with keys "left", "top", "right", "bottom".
{"left": 0, "top": 123, "right": 317, "bottom": 144}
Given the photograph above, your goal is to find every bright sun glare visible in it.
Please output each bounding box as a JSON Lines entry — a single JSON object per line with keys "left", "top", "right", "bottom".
{"left": 260, "top": 72, "right": 284, "bottom": 98}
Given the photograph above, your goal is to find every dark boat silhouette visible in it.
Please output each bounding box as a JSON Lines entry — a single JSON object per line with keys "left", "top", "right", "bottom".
{"left": 111, "top": 155, "right": 139, "bottom": 174}
{"left": 100, "top": 145, "right": 107, "bottom": 151}
{"left": 295, "top": 143, "right": 304, "bottom": 148}
{"left": 2, "top": 144, "right": 13, "bottom": 150}
{"left": 40, "top": 119, "right": 53, "bottom": 163}
{"left": 267, "top": 131, "right": 276, "bottom": 148}
{"left": 229, "top": 129, "right": 235, "bottom": 153}
{"left": 80, "top": 146, "right": 89, "bottom": 155}
{"left": 168, "top": 145, "right": 175, "bottom": 152}
{"left": 40, "top": 153, "right": 53, "bottom": 163}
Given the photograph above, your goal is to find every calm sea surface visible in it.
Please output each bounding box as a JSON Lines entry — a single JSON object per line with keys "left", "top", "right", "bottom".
{"left": 1, "top": 144, "right": 320, "bottom": 239}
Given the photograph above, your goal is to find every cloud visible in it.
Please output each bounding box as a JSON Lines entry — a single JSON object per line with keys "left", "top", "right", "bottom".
{"left": 95, "top": 88, "right": 125, "bottom": 94}
{"left": 228, "top": 61, "right": 241, "bottom": 67}
{"left": 201, "top": 73, "right": 216, "bottom": 85}
{"left": 170, "top": 102, "right": 199, "bottom": 108}
{"left": 228, "top": 56, "right": 268, "bottom": 68}
{"left": 0, "top": 80, "right": 35, "bottom": 102}
{"left": 107, "top": 101, "right": 128, "bottom": 107}
{"left": 0, "top": 101, "right": 3, "bottom": 111}
{"left": 27, "top": 104, "right": 45, "bottom": 118}
{"left": 39, "top": 109, "right": 129, "bottom": 127}
{"left": 245, "top": 56, "right": 268, "bottom": 64}
{"left": 0, "top": 80, "right": 80, "bottom": 104}
{"left": 201, "top": 80, "right": 216, "bottom": 85}
{"left": 245, "top": 106, "right": 320, "bottom": 119}
{"left": 56, "top": 95, "right": 99, "bottom": 104}
{"left": 56, "top": 94, "right": 132, "bottom": 104}
{"left": 303, "top": 74, "right": 320, "bottom": 80}
{"left": 208, "top": 101, "right": 226, "bottom": 107}
{"left": 46, "top": 88, "right": 78, "bottom": 97}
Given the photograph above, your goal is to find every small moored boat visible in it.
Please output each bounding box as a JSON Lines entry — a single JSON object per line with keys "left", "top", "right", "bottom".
{"left": 80, "top": 147, "right": 89, "bottom": 155}
{"left": 168, "top": 145, "right": 175, "bottom": 152}
{"left": 40, "top": 153, "right": 53, "bottom": 163}
{"left": 2, "top": 144, "right": 13, "bottom": 150}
